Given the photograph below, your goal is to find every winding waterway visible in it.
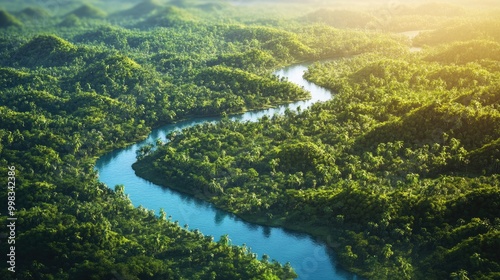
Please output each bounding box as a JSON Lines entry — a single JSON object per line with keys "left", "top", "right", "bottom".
{"left": 95, "top": 63, "right": 358, "bottom": 280}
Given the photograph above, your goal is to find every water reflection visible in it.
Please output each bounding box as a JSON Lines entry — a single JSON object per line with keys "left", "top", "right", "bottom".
{"left": 214, "top": 210, "right": 227, "bottom": 225}
{"left": 245, "top": 222, "right": 259, "bottom": 232}
{"left": 262, "top": 226, "right": 271, "bottom": 238}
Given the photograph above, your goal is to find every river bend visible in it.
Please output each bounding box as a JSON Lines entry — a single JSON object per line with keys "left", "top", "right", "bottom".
{"left": 96, "top": 63, "right": 358, "bottom": 280}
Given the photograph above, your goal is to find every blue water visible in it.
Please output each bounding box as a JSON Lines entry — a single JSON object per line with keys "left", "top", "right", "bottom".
{"left": 95, "top": 63, "right": 358, "bottom": 280}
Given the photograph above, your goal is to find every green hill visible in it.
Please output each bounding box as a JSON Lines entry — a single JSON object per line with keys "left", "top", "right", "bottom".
{"left": 58, "top": 14, "right": 82, "bottom": 27}
{"left": 414, "top": 20, "right": 500, "bottom": 46}
{"left": 302, "top": 9, "right": 376, "bottom": 29}
{"left": 424, "top": 40, "right": 500, "bottom": 64}
{"left": 357, "top": 101, "right": 500, "bottom": 153}
{"left": 77, "top": 55, "right": 147, "bottom": 97}
{"left": 15, "top": 35, "right": 77, "bottom": 67}
{"left": 196, "top": 2, "right": 229, "bottom": 11}
{"left": 170, "top": 0, "right": 192, "bottom": 8}
{"left": 0, "top": 9, "right": 22, "bottom": 28}
{"left": 16, "top": 7, "right": 50, "bottom": 20}
{"left": 73, "top": 25, "right": 130, "bottom": 49}
{"left": 395, "top": 2, "right": 467, "bottom": 17}
{"left": 139, "top": 6, "right": 197, "bottom": 27}
{"left": 116, "top": 0, "right": 163, "bottom": 17}
{"left": 67, "top": 4, "right": 107, "bottom": 18}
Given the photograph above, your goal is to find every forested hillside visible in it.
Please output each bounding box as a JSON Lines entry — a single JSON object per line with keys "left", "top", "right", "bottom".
{"left": 134, "top": 9, "right": 500, "bottom": 280}
{"left": 1, "top": 0, "right": 499, "bottom": 279}
{"left": 0, "top": 1, "right": 326, "bottom": 279}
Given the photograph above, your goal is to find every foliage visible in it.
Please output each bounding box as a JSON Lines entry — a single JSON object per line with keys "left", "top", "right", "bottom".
{"left": 302, "top": 9, "right": 376, "bottom": 29}
{"left": 0, "top": 9, "right": 22, "bottom": 28}
{"left": 295, "top": 25, "right": 408, "bottom": 59}
{"left": 414, "top": 19, "right": 500, "bottom": 46}
{"left": 116, "top": 0, "right": 164, "bottom": 17}
{"left": 67, "top": 4, "right": 108, "bottom": 19}
{"left": 423, "top": 40, "right": 500, "bottom": 64}
{"left": 0, "top": 2, "right": 330, "bottom": 279}
{"left": 2, "top": 1, "right": 499, "bottom": 279}
{"left": 136, "top": 40, "right": 500, "bottom": 279}
{"left": 12, "top": 34, "right": 78, "bottom": 67}
{"left": 138, "top": 6, "right": 199, "bottom": 28}
{"left": 15, "top": 7, "right": 50, "bottom": 21}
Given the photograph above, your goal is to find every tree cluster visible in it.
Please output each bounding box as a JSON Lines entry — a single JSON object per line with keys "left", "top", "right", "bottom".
{"left": 137, "top": 34, "right": 500, "bottom": 279}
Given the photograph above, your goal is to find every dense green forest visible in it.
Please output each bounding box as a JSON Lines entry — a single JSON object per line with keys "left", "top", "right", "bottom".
{"left": 1, "top": 0, "right": 499, "bottom": 279}
{"left": 136, "top": 44, "right": 500, "bottom": 279}
{"left": 134, "top": 2, "right": 500, "bottom": 280}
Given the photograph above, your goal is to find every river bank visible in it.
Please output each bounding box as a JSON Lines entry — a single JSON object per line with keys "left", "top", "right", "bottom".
{"left": 96, "top": 62, "right": 357, "bottom": 280}
{"left": 132, "top": 156, "right": 345, "bottom": 249}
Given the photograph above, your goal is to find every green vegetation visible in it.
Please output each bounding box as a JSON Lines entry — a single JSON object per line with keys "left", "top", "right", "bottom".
{"left": 1, "top": 1, "right": 326, "bottom": 278}
{"left": 15, "top": 7, "right": 50, "bottom": 21}
{"left": 302, "top": 9, "right": 376, "bottom": 29}
{"left": 135, "top": 12, "right": 500, "bottom": 280}
{"left": 0, "top": 10, "right": 22, "bottom": 28}
{"left": 414, "top": 20, "right": 500, "bottom": 46}
{"left": 67, "top": 4, "right": 107, "bottom": 19}
{"left": 1, "top": 0, "right": 499, "bottom": 279}
{"left": 116, "top": 0, "right": 163, "bottom": 17}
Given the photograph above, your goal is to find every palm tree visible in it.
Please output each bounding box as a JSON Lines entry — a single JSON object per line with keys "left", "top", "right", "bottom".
{"left": 450, "top": 270, "right": 470, "bottom": 280}
{"left": 114, "top": 184, "right": 125, "bottom": 196}
{"left": 218, "top": 234, "right": 231, "bottom": 246}
{"left": 208, "top": 179, "right": 223, "bottom": 195}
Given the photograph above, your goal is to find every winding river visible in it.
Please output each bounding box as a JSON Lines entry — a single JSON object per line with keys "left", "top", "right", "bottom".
{"left": 95, "top": 63, "right": 358, "bottom": 280}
